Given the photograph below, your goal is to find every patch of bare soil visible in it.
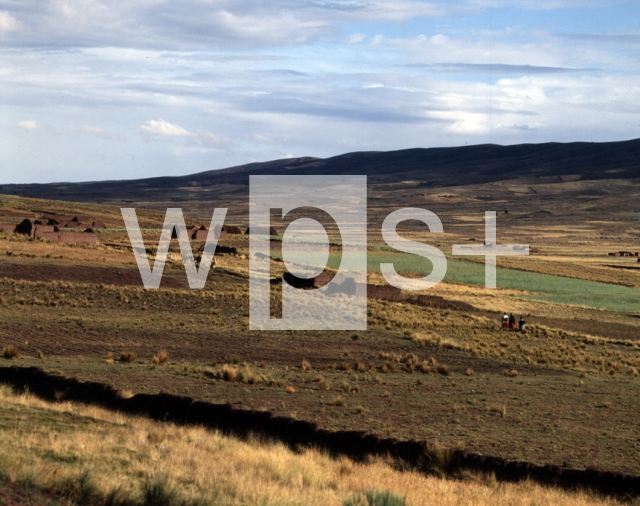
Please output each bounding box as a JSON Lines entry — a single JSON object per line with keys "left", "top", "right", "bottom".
{"left": 0, "top": 262, "right": 186, "bottom": 289}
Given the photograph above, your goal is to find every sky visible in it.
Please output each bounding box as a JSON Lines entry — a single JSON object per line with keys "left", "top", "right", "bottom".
{"left": 1, "top": 0, "right": 639, "bottom": 184}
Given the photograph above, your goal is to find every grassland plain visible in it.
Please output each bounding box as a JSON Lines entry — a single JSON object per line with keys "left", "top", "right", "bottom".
{"left": 0, "top": 385, "right": 622, "bottom": 506}
{"left": 1, "top": 195, "right": 640, "bottom": 494}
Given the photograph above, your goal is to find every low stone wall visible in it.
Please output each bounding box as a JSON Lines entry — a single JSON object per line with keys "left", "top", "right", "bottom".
{"left": 58, "top": 231, "right": 97, "bottom": 245}
{"left": 0, "top": 366, "right": 637, "bottom": 499}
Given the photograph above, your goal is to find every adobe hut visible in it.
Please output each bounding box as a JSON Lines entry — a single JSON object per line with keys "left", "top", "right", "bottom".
{"left": 192, "top": 225, "right": 209, "bottom": 240}
{"left": 212, "top": 225, "right": 228, "bottom": 241}
{"left": 171, "top": 227, "right": 192, "bottom": 239}
{"left": 223, "top": 225, "right": 243, "bottom": 235}
{"left": 33, "top": 225, "right": 57, "bottom": 239}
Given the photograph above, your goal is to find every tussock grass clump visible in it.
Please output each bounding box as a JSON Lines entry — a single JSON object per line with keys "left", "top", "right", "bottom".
{"left": 339, "top": 362, "right": 352, "bottom": 372}
{"left": 417, "top": 361, "right": 430, "bottom": 374}
{"left": 120, "top": 351, "right": 136, "bottom": 363}
{"left": 465, "top": 368, "right": 474, "bottom": 376}
{"left": 221, "top": 365, "right": 237, "bottom": 382}
{"left": 302, "top": 359, "right": 312, "bottom": 371}
{"left": 488, "top": 405, "right": 507, "bottom": 417}
{"left": 344, "top": 489, "right": 407, "bottom": 506}
{"left": 420, "top": 443, "right": 458, "bottom": 479}
{"left": 2, "top": 345, "right": 19, "bottom": 359}
{"left": 436, "top": 365, "right": 450, "bottom": 376}
{"left": 503, "top": 369, "right": 519, "bottom": 378}
{"left": 152, "top": 350, "right": 169, "bottom": 365}
{"left": 334, "top": 396, "right": 346, "bottom": 407}
{"left": 285, "top": 386, "right": 295, "bottom": 394}
{"left": 142, "top": 478, "right": 178, "bottom": 506}
{"left": 319, "top": 380, "right": 332, "bottom": 391}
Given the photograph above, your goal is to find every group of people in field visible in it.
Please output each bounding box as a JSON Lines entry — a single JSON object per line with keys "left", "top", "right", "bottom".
{"left": 502, "top": 312, "right": 526, "bottom": 332}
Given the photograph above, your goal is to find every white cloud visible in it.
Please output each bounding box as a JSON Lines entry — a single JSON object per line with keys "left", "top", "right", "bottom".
{"left": 81, "top": 125, "right": 116, "bottom": 139}
{"left": 140, "top": 119, "right": 230, "bottom": 150}
{"left": 0, "top": 10, "right": 20, "bottom": 33}
{"left": 0, "top": 1, "right": 448, "bottom": 50}
{"left": 140, "top": 119, "right": 190, "bottom": 137}
{"left": 18, "top": 120, "right": 39, "bottom": 129}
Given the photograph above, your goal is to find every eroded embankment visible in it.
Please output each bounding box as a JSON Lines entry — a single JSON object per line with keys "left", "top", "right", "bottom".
{"left": 0, "top": 366, "right": 638, "bottom": 500}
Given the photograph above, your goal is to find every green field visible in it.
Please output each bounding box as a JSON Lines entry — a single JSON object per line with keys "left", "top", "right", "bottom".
{"left": 273, "top": 249, "right": 640, "bottom": 313}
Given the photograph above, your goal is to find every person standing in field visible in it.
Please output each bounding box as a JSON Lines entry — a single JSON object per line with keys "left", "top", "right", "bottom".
{"left": 502, "top": 312, "right": 509, "bottom": 328}
{"left": 519, "top": 316, "right": 526, "bottom": 332}
{"left": 509, "top": 313, "right": 516, "bottom": 330}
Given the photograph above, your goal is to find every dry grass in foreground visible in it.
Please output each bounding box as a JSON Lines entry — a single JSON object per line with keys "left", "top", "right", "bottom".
{"left": 0, "top": 385, "right": 618, "bottom": 506}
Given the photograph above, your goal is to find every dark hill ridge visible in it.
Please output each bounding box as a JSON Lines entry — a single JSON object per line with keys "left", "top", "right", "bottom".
{"left": 2, "top": 139, "right": 639, "bottom": 204}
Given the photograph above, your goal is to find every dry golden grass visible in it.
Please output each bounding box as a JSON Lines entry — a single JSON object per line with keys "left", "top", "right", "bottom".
{"left": 152, "top": 350, "right": 169, "bottom": 365}
{"left": 2, "top": 345, "right": 19, "bottom": 359}
{"left": 119, "top": 351, "right": 136, "bottom": 363}
{"left": 0, "top": 386, "right": 618, "bottom": 506}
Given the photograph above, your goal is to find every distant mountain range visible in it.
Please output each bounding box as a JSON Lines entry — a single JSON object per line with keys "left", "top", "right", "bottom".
{"left": 3, "top": 139, "right": 639, "bottom": 206}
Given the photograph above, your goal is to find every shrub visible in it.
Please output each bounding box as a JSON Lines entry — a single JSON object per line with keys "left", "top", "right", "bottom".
{"left": 465, "top": 367, "right": 474, "bottom": 376}
{"left": 2, "top": 345, "right": 19, "bottom": 359}
{"left": 285, "top": 386, "right": 295, "bottom": 394}
{"left": 120, "top": 351, "right": 136, "bottom": 363}
{"left": 503, "top": 369, "right": 518, "bottom": 377}
{"left": 355, "top": 361, "right": 367, "bottom": 372}
{"left": 302, "top": 359, "right": 312, "bottom": 371}
{"left": 152, "top": 350, "right": 169, "bottom": 365}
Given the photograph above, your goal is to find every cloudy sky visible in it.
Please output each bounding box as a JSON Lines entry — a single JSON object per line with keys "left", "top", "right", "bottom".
{"left": 1, "top": 0, "right": 639, "bottom": 183}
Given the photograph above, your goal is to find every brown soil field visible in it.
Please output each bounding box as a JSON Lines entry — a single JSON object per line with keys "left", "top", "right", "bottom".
{"left": 0, "top": 261, "right": 188, "bottom": 289}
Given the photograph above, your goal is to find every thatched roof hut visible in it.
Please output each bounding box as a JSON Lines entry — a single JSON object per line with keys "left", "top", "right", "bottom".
{"left": 223, "top": 225, "right": 243, "bottom": 235}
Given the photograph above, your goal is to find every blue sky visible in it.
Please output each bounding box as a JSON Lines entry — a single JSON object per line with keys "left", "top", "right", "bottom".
{"left": 0, "top": 0, "right": 639, "bottom": 183}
